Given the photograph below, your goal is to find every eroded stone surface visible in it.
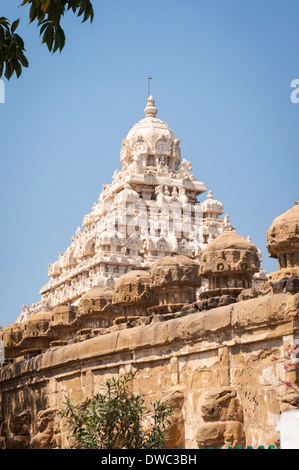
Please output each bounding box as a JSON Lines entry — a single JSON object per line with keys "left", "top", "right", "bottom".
{"left": 112, "top": 270, "right": 158, "bottom": 316}
{"left": 267, "top": 202, "right": 299, "bottom": 281}
{"left": 199, "top": 229, "right": 260, "bottom": 299}
{"left": 149, "top": 255, "right": 201, "bottom": 313}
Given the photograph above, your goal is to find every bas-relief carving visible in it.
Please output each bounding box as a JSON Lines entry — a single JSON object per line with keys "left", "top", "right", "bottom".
{"left": 31, "top": 408, "right": 59, "bottom": 449}
{"left": 6, "top": 410, "right": 32, "bottom": 449}
{"left": 196, "top": 387, "right": 245, "bottom": 449}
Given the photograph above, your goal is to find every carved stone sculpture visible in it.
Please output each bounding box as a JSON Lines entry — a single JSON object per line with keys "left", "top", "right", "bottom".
{"left": 31, "top": 408, "right": 58, "bottom": 449}
{"left": 199, "top": 229, "right": 260, "bottom": 299}
{"left": 196, "top": 387, "right": 244, "bottom": 449}
{"left": 6, "top": 410, "right": 32, "bottom": 449}
{"left": 160, "top": 387, "right": 185, "bottom": 449}
{"left": 112, "top": 270, "right": 158, "bottom": 316}
{"left": 148, "top": 255, "right": 201, "bottom": 313}
{"left": 267, "top": 202, "right": 299, "bottom": 280}
{"left": 77, "top": 286, "right": 121, "bottom": 329}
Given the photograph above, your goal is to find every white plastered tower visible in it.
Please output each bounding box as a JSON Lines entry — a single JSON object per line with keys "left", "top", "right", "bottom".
{"left": 18, "top": 96, "right": 233, "bottom": 322}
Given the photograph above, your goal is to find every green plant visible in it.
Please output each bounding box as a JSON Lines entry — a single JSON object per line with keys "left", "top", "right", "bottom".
{"left": 0, "top": 0, "right": 94, "bottom": 79}
{"left": 21, "top": 0, "right": 94, "bottom": 54}
{"left": 59, "top": 375, "right": 173, "bottom": 449}
{"left": 0, "top": 17, "right": 28, "bottom": 79}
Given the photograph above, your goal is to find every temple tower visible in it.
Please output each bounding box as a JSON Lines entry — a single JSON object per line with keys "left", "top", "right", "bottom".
{"left": 18, "top": 96, "right": 234, "bottom": 322}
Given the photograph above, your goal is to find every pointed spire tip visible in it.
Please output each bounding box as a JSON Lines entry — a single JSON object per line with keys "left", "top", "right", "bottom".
{"left": 144, "top": 95, "right": 158, "bottom": 118}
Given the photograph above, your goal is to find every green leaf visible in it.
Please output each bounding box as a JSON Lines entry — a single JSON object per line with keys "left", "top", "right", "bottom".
{"left": 57, "top": 26, "right": 65, "bottom": 52}
{"left": 0, "top": 17, "right": 10, "bottom": 30}
{"left": 18, "top": 52, "right": 29, "bottom": 68}
{"left": 13, "top": 34, "right": 25, "bottom": 50}
{"left": 3, "top": 0, "right": 95, "bottom": 78}
{"left": 29, "top": 2, "right": 38, "bottom": 24}
{"left": 41, "top": 0, "right": 51, "bottom": 12}
{"left": 14, "top": 60, "right": 22, "bottom": 78}
{"left": 0, "top": 27, "right": 4, "bottom": 44}
{"left": 39, "top": 20, "right": 51, "bottom": 36}
{"left": 4, "top": 61, "right": 13, "bottom": 80}
{"left": 41, "top": 23, "right": 54, "bottom": 52}
{"left": 11, "top": 19, "right": 20, "bottom": 33}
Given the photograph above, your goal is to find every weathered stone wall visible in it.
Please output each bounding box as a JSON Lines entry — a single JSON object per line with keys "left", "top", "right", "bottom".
{"left": 0, "top": 292, "right": 298, "bottom": 449}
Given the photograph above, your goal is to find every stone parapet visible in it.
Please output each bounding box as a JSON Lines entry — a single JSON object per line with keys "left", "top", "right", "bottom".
{"left": 0, "top": 291, "right": 298, "bottom": 449}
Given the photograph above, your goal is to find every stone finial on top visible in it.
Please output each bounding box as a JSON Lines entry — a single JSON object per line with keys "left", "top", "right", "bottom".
{"left": 202, "top": 190, "right": 224, "bottom": 217}
{"left": 144, "top": 95, "right": 158, "bottom": 118}
{"left": 223, "top": 214, "right": 235, "bottom": 232}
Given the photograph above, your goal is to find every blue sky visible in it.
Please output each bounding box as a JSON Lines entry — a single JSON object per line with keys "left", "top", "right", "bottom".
{"left": 0, "top": 0, "right": 298, "bottom": 328}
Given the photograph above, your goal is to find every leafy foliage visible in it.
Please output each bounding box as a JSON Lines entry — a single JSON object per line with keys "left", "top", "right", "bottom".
{"left": 59, "top": 375, "right": 173, "bottom": 449}
{"left": 0, "top": 0, "right": 94, "bottom": 79}
{"left": 0, "top": 17, "right": 28, "bottom": 79}
{"left": 22, "top": 0, "right": 94, "bottom": 53}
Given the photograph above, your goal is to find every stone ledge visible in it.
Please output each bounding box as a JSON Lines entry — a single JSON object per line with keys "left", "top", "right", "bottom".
{"left": 231, "top": 292, "right": 299, "bottom": 328}
{"left": 0, "top": 293, "right": 298, "bottom": 384}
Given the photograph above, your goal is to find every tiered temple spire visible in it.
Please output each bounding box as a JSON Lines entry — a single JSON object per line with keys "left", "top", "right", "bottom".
{"left": 18, "top": 96, "right": 236, "bottom": 322}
